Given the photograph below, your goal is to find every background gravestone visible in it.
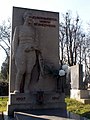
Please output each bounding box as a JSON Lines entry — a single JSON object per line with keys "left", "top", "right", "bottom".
{"left": 71, "top": 64, "right": 83, "bottom": 89}
{"left": 7, "top": 7, "right": 66, "bottom": 116}
{"left": 70, "top": 64, "right": 90, "bottom": 104}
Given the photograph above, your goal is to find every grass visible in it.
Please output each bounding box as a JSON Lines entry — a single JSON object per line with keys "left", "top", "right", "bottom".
{"left": 65, "top": 97, "right": 90, "bottom": 119}
{"left": 0, "top": 97, "right": 8, "bottom": 112}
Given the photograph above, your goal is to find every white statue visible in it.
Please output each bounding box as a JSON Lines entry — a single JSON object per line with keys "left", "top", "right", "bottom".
{"left": 12, "top": 11, "right": 39, "bottom": 93}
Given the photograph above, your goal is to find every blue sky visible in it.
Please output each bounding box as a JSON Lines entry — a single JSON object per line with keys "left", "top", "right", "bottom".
{"left": 0, "top": 0, "right": 90, "bottom": 69}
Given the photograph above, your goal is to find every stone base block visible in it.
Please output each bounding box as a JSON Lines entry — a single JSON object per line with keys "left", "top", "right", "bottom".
{"left": 8, "top": 102, "right": 66, "bottom": 116}
{"left": 77, "top": 99, "right": 90, "bottom": 104}
{"left": 70, "top": 89, "right": 90, "bottom": 99}
{"left": 7, "top": 91, "right": 66, "bottom": 116}
{"left": 14, "top": 109, "right": 68, "bottom": 120}
{"left": 70, "top": 89, "right": 90, "bottom": 104}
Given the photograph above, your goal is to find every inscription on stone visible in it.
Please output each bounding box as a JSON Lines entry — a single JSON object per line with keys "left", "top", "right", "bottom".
{"left": 31, "top": 16, "right": 57, "bottom": 27}
{"left": 52, "top": 96, "right": 60, "bottom": 100}
{"left": 16, "top": 97, "right": 26, "bottom": 101}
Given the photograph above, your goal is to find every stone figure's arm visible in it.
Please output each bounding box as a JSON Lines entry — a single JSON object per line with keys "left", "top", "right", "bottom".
{"left": 38, "top": 53, "right": 45, "bottom": 76}
{"left": 34, "top": 28, "right": 40, "bottom": 51}
{"left": 12, "top": 26, "right": 19, "bottom": 59}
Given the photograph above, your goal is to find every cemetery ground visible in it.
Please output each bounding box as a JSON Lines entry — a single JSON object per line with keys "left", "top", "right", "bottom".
{"left": 0, "top": 97, "right": 90, "bottom": 119}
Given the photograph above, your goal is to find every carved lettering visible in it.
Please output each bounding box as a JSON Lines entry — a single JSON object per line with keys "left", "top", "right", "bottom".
{"left": 16, "top": 97, "right": 26, "bottom": 101}
{"left": 34, "top": 23, "right": 56, "bottom": 27}
{"left": 29, "top": 15, "right": 57, "bottom": 28}
{"left": 30, "top": 16, "right": 57, "bottom": 21}
{"left": 52, "top": 96, "right": 60, "bottom": 100}
{"left": 39, "top": 20, "right": 50, "bottom": 24}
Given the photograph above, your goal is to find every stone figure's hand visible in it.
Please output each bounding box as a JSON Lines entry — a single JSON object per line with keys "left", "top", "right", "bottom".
{"left": 25, "top": 48, "right": 30, "bottom": 52}
{"left": 35, "top": 50, "right": 41, "bottom": 56}
{"left": 37, "top": 50, "right": 41, "bottom": 54}
{"left": 25, "top": 46, "right": 34, "bottom": 52}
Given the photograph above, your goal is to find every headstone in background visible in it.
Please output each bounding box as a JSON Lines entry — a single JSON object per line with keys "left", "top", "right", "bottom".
{"left": 70, "top": 64, "right": 90, "bottom": 104}
{"left": 70, "top": 64, "right": 83, "bottom": 89}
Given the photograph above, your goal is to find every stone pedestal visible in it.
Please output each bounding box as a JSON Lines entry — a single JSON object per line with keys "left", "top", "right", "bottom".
{"left": 70, "top": 89, "right": 90, "bottom": 99}
{"left": 70, "top": 89, "right": 90, "bottom": 104}
{"left": 7, "top": 92, "right": 66, "bottom": 116}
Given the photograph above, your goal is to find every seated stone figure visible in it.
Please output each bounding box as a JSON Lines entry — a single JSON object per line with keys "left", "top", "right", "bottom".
{"left": 12, "top": 11, "right": 39, "bottom": 93}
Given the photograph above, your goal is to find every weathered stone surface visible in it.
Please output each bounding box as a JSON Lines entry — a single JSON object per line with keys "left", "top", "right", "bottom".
{"left": 70, "top": 89, "right": 90, "bottom": 104}
{"left": 9, "top": 92, "right": 65, "bottom": 104}
{"left": 70, "top": 89, "right": 90, "bottom": 99}
{"left": 71, "top": 64, "right": 83, "bottom": 89}
{"left": 14, "top": 109, "right": 88, "bottom": 120}
{"left": 10, "top": 7, "right": 59, "bottom": 93}
{"left": 7, "top": 92, "right": 66, "bottom": 116}
{"left": 70, "top": 64, "right": 90, "bottom": 104}
{"left": 7, "top": 7, "right": 66, "bottom": 116}
{"left": 4, "top": 110, "right": 88, "bottom": 120}
{"left": 14, "top": 110, "right": 68, "bottom": 120}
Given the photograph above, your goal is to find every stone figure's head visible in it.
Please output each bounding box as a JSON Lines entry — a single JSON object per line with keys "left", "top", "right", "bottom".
{"left": 23, "top": 11, "right": 34, "bottom": 25}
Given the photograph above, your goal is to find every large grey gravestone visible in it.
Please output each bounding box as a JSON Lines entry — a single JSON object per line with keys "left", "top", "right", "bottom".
{"left": 7, "top": 7, "right": 66, "bottom": 116}
{"left": 70, "top": 64, "right": 90, "bottom": 104}
{"left": 71, "top": 64, "right": 83, "bottom": 89}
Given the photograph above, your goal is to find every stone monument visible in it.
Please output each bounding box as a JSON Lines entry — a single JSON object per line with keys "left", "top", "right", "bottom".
{"left": 70, "top": 64, "right": 83, "bottom": 90}
{"left": 7, "top": 7, "right": 66, "bottom": 116}
{"left": 70, "top": 64, "right": 90, "bottom": 104}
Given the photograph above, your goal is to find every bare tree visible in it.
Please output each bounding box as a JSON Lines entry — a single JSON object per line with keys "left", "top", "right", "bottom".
{"left": 59, "top": 12, "right": 84, "bottom": 66}
{"left": 0, "top": 18, "right": 11, "bottom": 60}
{"left": 0, "top": 18, "right": 11, "bottom": 80}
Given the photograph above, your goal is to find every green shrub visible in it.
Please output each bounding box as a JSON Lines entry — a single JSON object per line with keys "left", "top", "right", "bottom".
{"left": 65, "top": 97, "right": 90, "bottom": 119}
{"left": 0, "top": 97, "right": 8, "bottom": 112}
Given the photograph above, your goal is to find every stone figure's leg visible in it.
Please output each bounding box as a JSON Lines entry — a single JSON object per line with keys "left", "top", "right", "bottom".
{"left": 24, "top": 51, "right": 36, "bottom": 93}
{"left": 24, "top": 73, "right": 31, "bottom": 93}
{"left": 15, "top": 70, "right": 25, "bottom": 93}
{"left": 14, "top": 50, "right": 26, "bottom": 93}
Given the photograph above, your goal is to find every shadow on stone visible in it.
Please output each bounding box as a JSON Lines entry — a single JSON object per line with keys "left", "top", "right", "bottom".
{"left": 14, "top": 108, "right": 68, "bottom": 120}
